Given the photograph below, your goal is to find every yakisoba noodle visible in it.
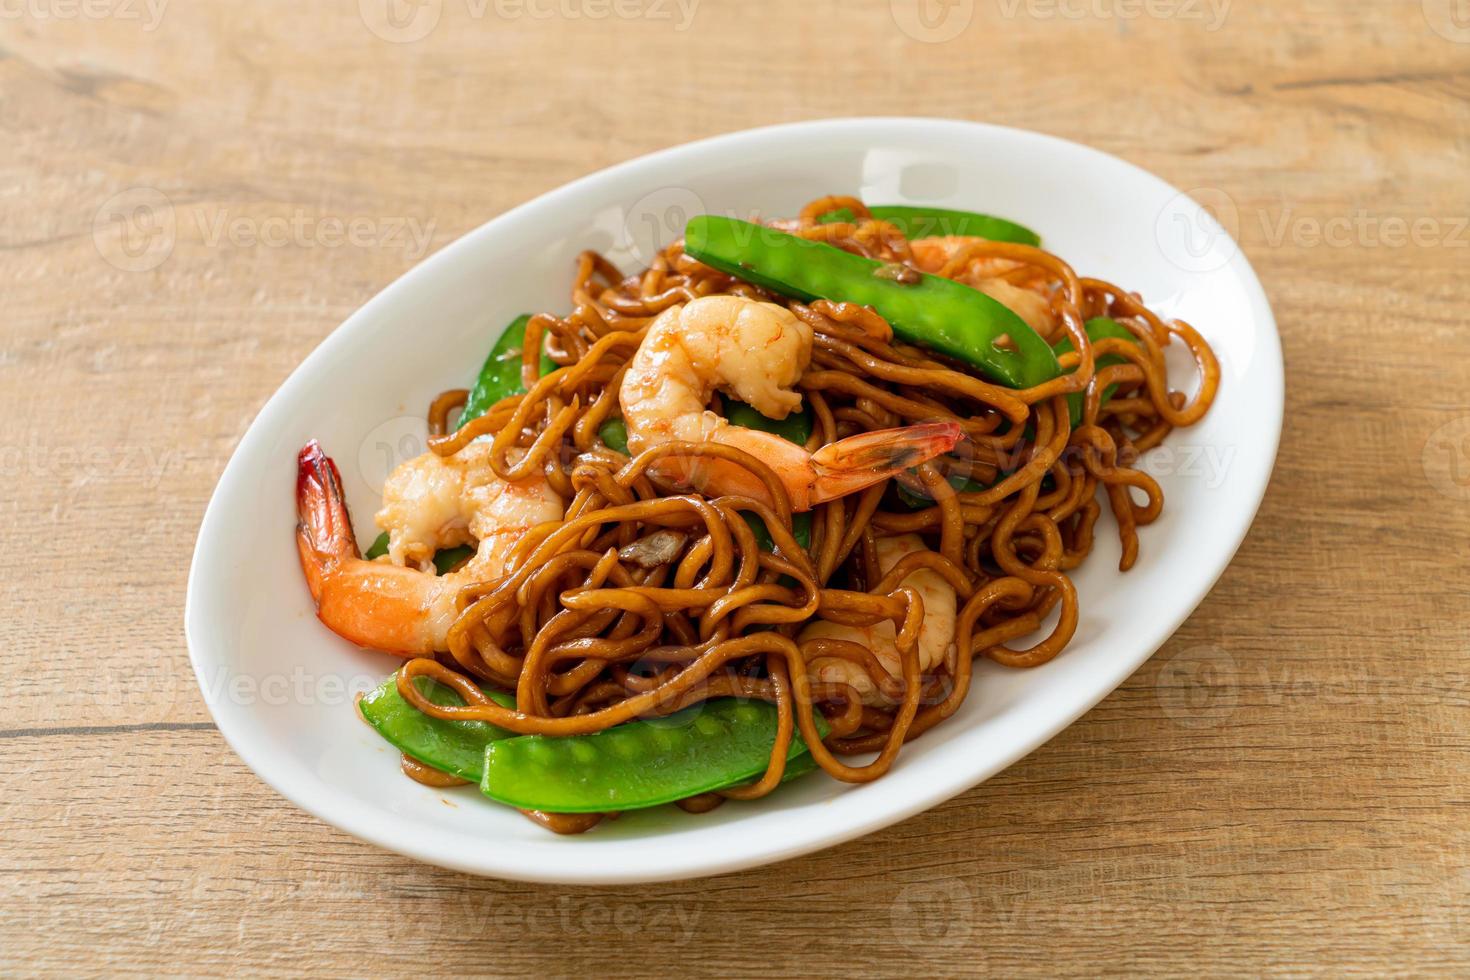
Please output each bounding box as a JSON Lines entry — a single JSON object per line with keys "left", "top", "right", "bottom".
{"left": 340, "top": 195, "right": 1219, "bottom": 832}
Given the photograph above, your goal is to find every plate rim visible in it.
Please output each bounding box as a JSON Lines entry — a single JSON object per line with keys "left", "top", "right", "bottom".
{"left": 185, "top": 116, "right": 1284, "bottom": 884}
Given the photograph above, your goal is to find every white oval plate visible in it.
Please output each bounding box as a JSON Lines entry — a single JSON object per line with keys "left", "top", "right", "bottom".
{"left": 186, "top": 118, "right": 1281, "bottom": 884}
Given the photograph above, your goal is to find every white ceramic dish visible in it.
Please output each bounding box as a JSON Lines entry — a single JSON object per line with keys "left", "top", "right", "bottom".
{"left": 186, "top": 118, "right": 1282, "bottom": 884}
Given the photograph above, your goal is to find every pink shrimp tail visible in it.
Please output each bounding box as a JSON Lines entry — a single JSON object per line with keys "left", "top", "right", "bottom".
{"left": 808, "top": 421, "right": 962, "bottom": 506}
{"left": 295, "top": 441, "right": 443, "bottom": 655}
{"left": 296, "top": 441, "right": 360, "bottom": 604}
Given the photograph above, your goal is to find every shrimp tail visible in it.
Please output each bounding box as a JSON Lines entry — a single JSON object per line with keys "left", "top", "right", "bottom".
{"left": 296, "top": 440, "right": 446, "bottom": 655}
{"left": 808, "top": 421, "right": 962, "bottom": 506}
{"left": 296, "top": 440, "right": 360, "bottom": 603}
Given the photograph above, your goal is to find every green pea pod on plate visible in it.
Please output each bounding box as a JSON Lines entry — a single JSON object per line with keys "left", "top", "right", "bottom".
{"left": 723, "top": 396, "right": 813, "bottom": 550}
{"left": 683, "top": 215, "right": 1059, "bottom": 389}
{"left": 600, "top": 400, "right": 810, "bottom": 456}
{"left": 460, "top": 313, "right": 559, "bottom": 428}
{"left": 360, "top": 673, "right": 827, "bottom": 810}
{"left": 895, "top": 470, "right": 989, "bottom": 511}
{"left": 894, "top": 314, "right": 1133, "bottom": 504}
{"left": 818, "top": 203, "right": 1041, "bottom": 247}
{"left": 358, "top": 674, "right": 518, "bottom": 781}
{"left": 1054, "top": 317, "right": 1140, "bottom": 427}
{"left": 744, "top": 510, "right": 813, "bottom": 552}
{"left": 364, "top": 536, "right": 474, "bottom": 572}
{"left": 724, "top": 397, "right": 813, "bottom": 447}
{"left": 480, "top": 698, "right": 829, "bottom": 813}
{"left": 597, "top": 417, "right": 630, "bottom": 454}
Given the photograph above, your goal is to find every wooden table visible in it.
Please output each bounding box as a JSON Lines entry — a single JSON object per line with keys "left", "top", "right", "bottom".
{"left": 5, "top": 1, "right": 1467, "bottom": 974}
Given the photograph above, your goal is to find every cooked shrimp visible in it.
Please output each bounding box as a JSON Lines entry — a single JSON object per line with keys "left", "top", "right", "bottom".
{"left": 374, "top": 439, "right": 564, "bottom": 572}
{"left": 798, "top": 534, "right": 957, "bottom": 706}
{"left": 619, "top": 295, "right": 961, "bottom": 510}
{"left": 295, "top": 441, "right": 563, "bottom": 654}
{"left": 909, "top": 235, "right": 1056, "bottom": 336}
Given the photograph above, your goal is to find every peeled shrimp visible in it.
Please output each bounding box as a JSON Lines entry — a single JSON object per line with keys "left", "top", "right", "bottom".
{"left": 909, "top": 235, "right": 1056, "bottom": 336}
{"left": 295, "top": 441, "right": 563, "bottom": 654}
{"left": 799, "top": 534, "right": 957, "bottom": 705}
{"left": 374, "top": 439, "right": 564, "bottom": 573}
{"left": 618, "top": 295, "right": 961, "bottom": 510}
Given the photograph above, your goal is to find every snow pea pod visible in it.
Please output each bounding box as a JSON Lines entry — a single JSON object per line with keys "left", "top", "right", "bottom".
{"left": 744, "top": 511, "right": 812, "bottom": 552}
{"left": 598, "top": 417, "right": 629, "bottom": 454}
{"left": 601, "top": 393, "right": 811, "bottom": 455}
{"left": 363, "top": 534, "right": 472, "bottom": 572}
{"left": 725, "top": 397, "right": 812, "bottom": 550}
{"left": 896, "top": 470, "right": 988, "bottom": 510}
{"left": 684, "top": 216, "right": 1059, "bottom": 389}
{"left": 818, "top": 204, "right": 1040, "bottom": 247}
{"left": 724, "top": 397, "right": 813, "bottom": 446}
{"left": 460, "top": 313, "right": 557, "bottom": 427}
{"left": 1054, "top": 317, "right": 1140, "bottom": 426}
{"left": 359, "top": 674, "right": 518, "bottom": 781}
{"left": 480, "top": 698, "right": 829, "bottom": 813}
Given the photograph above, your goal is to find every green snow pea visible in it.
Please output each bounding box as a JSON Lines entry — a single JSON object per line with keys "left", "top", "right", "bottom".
{"left": 743, "top": 511, "right": 813, "bottom": 553}
{"left": 683, "top": 216, "right": 1059, "bottom": 389}
{"left": 363, "top": 535, "right": 473, "bottom": 573}
{"left": 598, "top": 417, "right": 630, "bottom": 454}
{"left": 724, "top": 397, "right": 813, "bottom": 446}
{"left": 1054, "top": 317, "right": 1140, "bottom": 427}
{"left": 460, "top": 313, "right": 558, "bottom": 427}
{"left": 359, "top": 674, "right": 518, "bottom": 781}
{"left": 599, "top": 399, "right": 810, "bottom": 456}
{"left": 895, "top": 470, "right": 989, "bottom": 510}
{"left": 725, "top": 397, "right": 813, "bottom": 551}
{"left": 480, "top": 698, "right": 829, "bottom": 813}
{"left": 818, "top": 204, "right": 1040, "bottom": 247}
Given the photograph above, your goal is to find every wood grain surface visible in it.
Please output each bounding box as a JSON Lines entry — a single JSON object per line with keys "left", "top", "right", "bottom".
{"left": 3, "top": 0, "right": 1468, "bottom": 975}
